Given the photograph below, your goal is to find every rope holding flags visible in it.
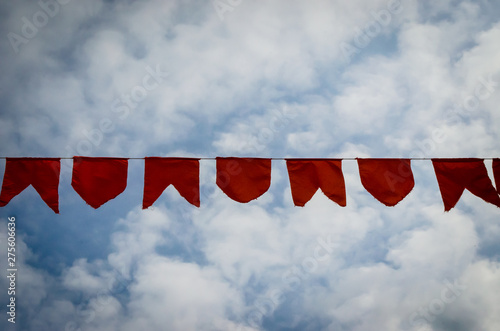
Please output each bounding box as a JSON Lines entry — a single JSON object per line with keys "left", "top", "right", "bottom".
{"left": 0, "top": 157, "right": 499, "bottom": 213}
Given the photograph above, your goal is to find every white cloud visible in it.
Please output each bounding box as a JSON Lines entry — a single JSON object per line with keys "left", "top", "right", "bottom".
{"left": 1, "top": 1, "right": 500, "bottom": 330}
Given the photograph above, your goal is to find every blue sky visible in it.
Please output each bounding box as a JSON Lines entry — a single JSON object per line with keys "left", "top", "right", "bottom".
{"left": 1, "top": 0, "right": 500, "bottom": 330}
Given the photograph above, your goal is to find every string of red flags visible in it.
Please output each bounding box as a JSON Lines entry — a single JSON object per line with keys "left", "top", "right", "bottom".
{"left": 0, "top": 157, "right": 499, "bottom": 213}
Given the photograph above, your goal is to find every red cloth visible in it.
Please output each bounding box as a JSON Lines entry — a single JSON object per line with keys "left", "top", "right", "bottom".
{"left": 216, "top": 157, "right": 271, "bottom": 203}
{"left": 0, "top": 158, "right": 60, "bottom": 213}
{"left": 494, "top": 159, "right": 500, "bottom": 193}
{"left": 286, "top": 159, "right": 346, "bottom": 207}
{"left": 358, "top": 159, "right": 414, "bottom": 206}
{"left": 71, "top": 157, "right": 128, "bottom": 209}
{"left": 143, "top": 157, "right": 200, "bottom": 208}
{"left": 432, "top": 158, "right": 500, "bottom": 211}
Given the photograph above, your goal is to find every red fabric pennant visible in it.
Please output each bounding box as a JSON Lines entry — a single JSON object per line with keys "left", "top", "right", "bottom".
{"left": 0, "top": 158, "right": 60, "bottom": 213}
{"left": 71, "top": 157, "right": 128, "bottom": 209}
{"left": 143, "top": 157, "right": 200, "bottom": 208}
{"left": 216, "top": 157, "right": 271, "bottom": 203}
{"left": 286, "top": 159, "right": 346, "bottom": 207}
{"left": 493, "top": 159, "right": 500, "bottom": 193}
{"left": 358, "top": 159, "right": 414, "bottom": 206}
{"left": 432, "top": 158, "right": 500, "bottom": 211}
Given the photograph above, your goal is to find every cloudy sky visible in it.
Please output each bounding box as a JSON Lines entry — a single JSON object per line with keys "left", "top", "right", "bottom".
{"left": 1, "top": 0, "right": 500, "bottom": 330}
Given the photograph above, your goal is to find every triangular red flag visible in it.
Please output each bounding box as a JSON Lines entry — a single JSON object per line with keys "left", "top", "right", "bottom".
{"left": 0, "top": 158, "right": 60, "bottom": 213}
{"left": 286, "top": 159, "right": 346, "bottom": 207}
{"left": 358, "top": 159, "right": 414, "bottom": 206}
{"left": 216, "top": 157, "right": 271, "bottom": 203}
{"left": 143, "top": 157, "right": 200, "bottom": 208}
{"left": 71, "top": 157, "right": 128, "bottom": 209}
{"left": 493, "top": 159, "right": 500, "bottom": 193}
{"left": 432, "top": 158, "right": 500, "bottom": 211}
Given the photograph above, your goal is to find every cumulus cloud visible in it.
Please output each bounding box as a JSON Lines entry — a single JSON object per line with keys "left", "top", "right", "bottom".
{"left": 0, "top": 0, "right": 500, "bottom": 330}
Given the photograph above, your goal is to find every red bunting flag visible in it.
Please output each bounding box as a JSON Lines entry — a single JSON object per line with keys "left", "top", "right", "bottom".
{"left": 0, "top": 158, "right": 60, "bottom": 213}
{"left": 432, "top": 159, "right": 500, "bottom": 211}
{"left": 143, "top": 157, "right": 200, "bottom": 208}
{"left": 286, "top": 159, "right": 346, "bottom": 207}
{"left": 494, "top": 159, "right": 500, "bottom": 193}
{"left": 216, "top": 157, "right": 271, "bottom": 203}
{"left": 71, "top": 157, "right": 128, "bottom": 209}
{"left": 358, "top": 159, "right": 414, "bottom": 206}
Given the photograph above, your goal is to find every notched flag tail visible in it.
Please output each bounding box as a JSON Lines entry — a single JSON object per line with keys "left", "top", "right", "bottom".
{"left": 493, "top": 159, "right": 500, "bottom": 194}
{"left": 432, "top": 158, "right": 500, "bottom": 211}
{"left": 143, "top": 157, "right": 200, "bottom": 208}
{"left": 286, "top": 159, "right": 346, "bottom": 207}
{"left": 0, "top": 158, "right": 60, "bottom": 213}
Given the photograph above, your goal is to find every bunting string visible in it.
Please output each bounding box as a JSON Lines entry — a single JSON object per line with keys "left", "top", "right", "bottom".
{"left": 0, "top": 157, "right": 499, "bottom": 160}
{"left": 0, "top": 157, "right": 499, "bottom": 213}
